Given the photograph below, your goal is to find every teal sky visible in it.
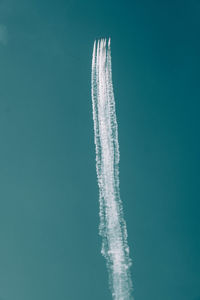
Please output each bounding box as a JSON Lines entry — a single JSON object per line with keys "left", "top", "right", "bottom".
{"left": 0, "top": 1, "right": 200, "bottom": 299}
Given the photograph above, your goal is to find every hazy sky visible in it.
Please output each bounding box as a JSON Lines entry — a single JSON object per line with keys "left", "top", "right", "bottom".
{"left": 0, "top": 1, "right": 200, "bottom": 299}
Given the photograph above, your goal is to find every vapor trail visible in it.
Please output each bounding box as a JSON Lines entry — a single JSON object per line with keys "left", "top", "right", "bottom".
{"left": 91, "top": 38, "right": 133, "bottom": 300}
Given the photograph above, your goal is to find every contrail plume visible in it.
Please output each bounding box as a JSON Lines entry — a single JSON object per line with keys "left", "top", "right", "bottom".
{"left": 91, "top": 38, "right": 133, "bottom": 300}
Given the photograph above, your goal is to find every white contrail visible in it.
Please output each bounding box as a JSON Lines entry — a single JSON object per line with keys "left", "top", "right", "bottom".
{"left": 91, "top": 38, "right": 133, "bottom": 300}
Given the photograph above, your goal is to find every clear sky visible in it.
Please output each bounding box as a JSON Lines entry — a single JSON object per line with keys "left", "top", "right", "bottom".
{"left": 0, "top": 1, "right": 200, "bottom": 300}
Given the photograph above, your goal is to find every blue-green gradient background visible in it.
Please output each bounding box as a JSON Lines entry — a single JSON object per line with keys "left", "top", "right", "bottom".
{"left": 0, "top": 0, "right": 199, "bottom": 299}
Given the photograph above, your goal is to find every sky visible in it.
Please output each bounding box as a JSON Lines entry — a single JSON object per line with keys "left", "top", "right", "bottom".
{"left": 0, "top": 0, "right": 200, "bottom": 299}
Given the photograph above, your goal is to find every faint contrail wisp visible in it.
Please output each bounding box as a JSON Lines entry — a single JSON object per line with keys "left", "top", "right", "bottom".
{"left": 91, "top": 38, "right": 133, "bottom": 300}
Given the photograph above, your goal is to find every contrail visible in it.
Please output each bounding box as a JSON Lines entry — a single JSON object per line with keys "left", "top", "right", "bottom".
{"left": 91, "top": 38, "right": 133, "bottom": 300}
